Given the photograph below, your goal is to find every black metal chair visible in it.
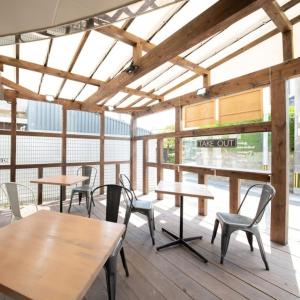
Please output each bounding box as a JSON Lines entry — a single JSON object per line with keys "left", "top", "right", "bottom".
{"left": 119, "top": 174, "right": 155, "bottom": 245}
{"left": 211, "top": 184, "right": 276, "bottom": 270}
{"left": 68, "top": 166, "right": 97, "bottom": 216}
{"left": 90, "top": 184, "right": 133, "bottom": 300}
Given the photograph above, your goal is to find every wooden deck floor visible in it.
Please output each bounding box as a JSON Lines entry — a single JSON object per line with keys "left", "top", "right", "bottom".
{"left": 1, "top": 194, "right": 300, "bottom": 300}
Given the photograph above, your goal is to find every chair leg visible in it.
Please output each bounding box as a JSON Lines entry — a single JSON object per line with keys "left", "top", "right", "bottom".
{"left": 120, "top": 247, "right": 129, "bottom": 277}
{"left": 245, "top": 231, "right": 254, "bottom": 251}
{"left": 147, "top": 211, "right": 155, "bottom": 245}
{"left": 104, "top": 258, "right": 117, "bottom": 300}
{"left": 68, "top": 191, "right": 75, "bottom": 213}
{"left": 220, "top": 229, "right": 231, "bottom": 264}
{"left": 85, "top": 192, "right": 89, "bottom": 210}
{"left": 78, "top": 193, "right": 82, "bottom": 205}
{"left": 254, "top": 231, "right": 269, "bottom": 270}
{"left": 152, "top": 209, "right": 155, "bottom": 231}
{"left": 211, "top": 219, "right": 219, "bottom": 244}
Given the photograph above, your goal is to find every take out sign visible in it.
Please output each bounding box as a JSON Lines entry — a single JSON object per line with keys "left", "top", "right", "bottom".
{"left": 197, "top": 138, "right": 237, "bottom": 148}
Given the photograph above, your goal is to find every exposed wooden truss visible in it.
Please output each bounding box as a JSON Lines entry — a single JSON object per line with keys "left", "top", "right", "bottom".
{"left": 84, "top": 0, "right": 267, "bottom": 108}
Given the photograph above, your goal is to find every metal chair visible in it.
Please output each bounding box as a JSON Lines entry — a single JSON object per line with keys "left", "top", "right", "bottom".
{"left": 0, "top": 182, "right": 38, "bottom": 223}
{"left": 119, "top": 174, "right": 155, "bottom": 245}
{"left": 211, "top": 184, "right": 276, "bottom": 270}
{"left": 68, "top": 166, "right": 97, "bottom": 216}
{"left": 90, "top": 184, "right": 133, "bottom": 300}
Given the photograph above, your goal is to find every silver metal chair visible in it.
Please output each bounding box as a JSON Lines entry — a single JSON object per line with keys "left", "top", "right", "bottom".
{"left": 68, "top": 166, "right": 97, "bottom": 216}
{"left": 211, "top": 184, "right": 276, "bottom": 270}
{"left": 119, "top": 174, "right": 155, "bottom": 245}
{"left": 0, "top": 182, "right": 38, "bottom": 222}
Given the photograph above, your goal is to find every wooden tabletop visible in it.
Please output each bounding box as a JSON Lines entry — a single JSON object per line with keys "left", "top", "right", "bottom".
{"left": 31, "top": 175, "right": 89, "bottom": 186}
{"left": 0, "top": 211, "right": 125, "bottom": 300}
{"left": 155, "top": 181, "right": 214, "bottom": 199}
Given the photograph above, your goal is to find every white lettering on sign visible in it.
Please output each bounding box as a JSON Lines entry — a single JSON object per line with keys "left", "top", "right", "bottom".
{"left": 197, "top": 138, "right": 237, "bottom": 148}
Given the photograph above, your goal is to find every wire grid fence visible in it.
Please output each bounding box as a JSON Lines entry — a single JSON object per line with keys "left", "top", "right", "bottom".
{"left": 67, "top": 138, "right": 100, "bottom": 163}
{"left": 136, "top": 141, "right": 143, "bottom": 192}
{"left": 16, "top": 136, "right": 62, "bottom": 164}
{"left": 105, "top": 164, "right": 116, "bottom": 185}
{"left": 163, "top": 168, "right": 175, "bottom": 182}
{"left": 42, "top": 167, "right": 61, "bottom": 202}
{"left": 15, "top": 169, "right": 38, "bottom": 204}
{"left": 120, "top": 163, "right": 130, "bottom": 181}
{"left": 104, "top": 140, "right": 130, "bottom": 161}
{"left": 0, "top": 135, "right": 10, "bottom": 165}
{"left": 148, "top": 139, "right": 157, "bottom": 163}
{"left": 148, "top": 167, "right": 157, "bottom": 192}
{"left": 0, "top": 170, "right": 10, "bottom": 207}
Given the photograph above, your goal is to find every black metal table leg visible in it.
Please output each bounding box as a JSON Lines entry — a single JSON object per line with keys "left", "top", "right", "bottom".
{"left": 156, "top": 195, "right": 208, "bottom": 263}
{"left": 60, "top": 185, "right": 63, "bottom": 213}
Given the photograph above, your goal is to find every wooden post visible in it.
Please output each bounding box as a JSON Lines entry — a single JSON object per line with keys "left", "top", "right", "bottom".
{"left": 115, "top": 163, "right": 120, "bottom": 184}
{"left": 157, "top": 139, "right": 163, "bottom": 200}
{"left": 37, "top": 167, "right": 43, "bottom": 204}
{"left": 61, "top": 107, "right": 67, "bottom": 200}
{"left": 271, "top": 78, "right": 289, "bottom": 244}
{"left": 282, "top": 30, "right": 293, "bottom": 61}
{"left": 143, "top": 140, "right": 148, "bottom": 195}
{"left": 10, "top": 99, "right": 16, "bottom": 182}
{"left": 100, "top": 112, "right": 105, "bottom": 193}
{"left": 229, "top": 177, "right": 240, "bottom": 213}
{"left": 130, "top": 114, "right": 137, "bottom": 189}
{"left": 198, "top": 173, "right": 208, "bottom": 216}
{"left": 175, "top": 106, "right": 182, "bottom": 206}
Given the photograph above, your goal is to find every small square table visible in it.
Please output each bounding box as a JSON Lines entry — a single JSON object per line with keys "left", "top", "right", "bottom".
{"left": 31, "top": 175, "right": 88, "bottom": 213}
{"left": 155, "top": 180, "right": 214, "bottom": 263}
{"left": 0, "top": 210, "right": 125, "bottom": 300}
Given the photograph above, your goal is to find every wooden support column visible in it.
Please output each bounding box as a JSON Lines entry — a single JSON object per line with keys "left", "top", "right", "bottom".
{"left": 10, "top": 99, "right": 16, "bottom": 182}
{"left": 229, "top": 177, "right": 241, "bottom": 213}
{"left": 37, "top": 167, "right": 43, "bottom": 204}
{"left": 198, "top": 174, "right": 208, "bottom": 216}
{"left": 143, "top": 140, "right": 148, "bottom": 195}
{"left": 271, "top": 78, "right": 289, "bottom": 244}
{"left": 61, "top": 107, "right": 67, "bottom": 200}
{"left": 175, "top": 106, "right": 182, "bottom": 207}
{"left": 100, "top": 112, "right": 105, "bottom": 194}
{"left": 282, "top": 30, "right": 294, "bottom": 61}
{"left": 157, "top": 139, "right": 163, "bottom": 200}
{"left": 130, "top": 114, "right": 137, "bottom": 189}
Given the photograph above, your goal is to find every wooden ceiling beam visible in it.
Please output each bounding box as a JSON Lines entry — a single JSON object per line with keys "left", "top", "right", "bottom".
{"left": 136, "top": 56, "right": 300, "bottom": 117}
{"left": 0, "top": 54, "right": 161, "bottom": 101}
{"left": 97, "top": 25, "right": 209, "bottom": 75}
{"left": 85, "top": 0, "right": 267, "bottom": 108}
{"left": 262, "top": 0, "right": 292, "bottom": 32}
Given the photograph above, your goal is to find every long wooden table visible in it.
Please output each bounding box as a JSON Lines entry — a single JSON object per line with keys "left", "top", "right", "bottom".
{"left": 0, "top": 210, "right": 125, "bottom": 300}
{"left": 31, "top": 175, "right": 88, "bottom": 213}
{"left": 155, "top": 180, "right": 214, "bottom": 263}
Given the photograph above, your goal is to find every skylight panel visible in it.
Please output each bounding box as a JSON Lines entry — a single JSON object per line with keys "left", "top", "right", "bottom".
{"left": 47, "top": 32, "right": 84, "bottom": 71}
{"left": 151, "top": 0, "right": 218, "bottom": 45}
{"left": 20, "top": 39, "right": 50, "bottom": 64}
{"left": 19, "top": 69, "right": 42, "bottom": 92}
{"left": 76, "top": 85, "right": 98, "bottom": 102}
{"left": 59, "top": 80, "right": 85, "bottom": 99}
{"left": 92, "top": 41, "right": 132, "bottom": 81}
{"left": 39, "top": 74, "right": 64, "bottom": 96}
{"left": 72, "top": 31, "right": 115, "bottom": 77}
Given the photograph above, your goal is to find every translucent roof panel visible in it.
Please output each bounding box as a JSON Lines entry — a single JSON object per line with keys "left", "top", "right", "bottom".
{"left": 39, "top": 74, "right": 64, "bottom": 96}
{"left": 0, "top": 44, "right": 15, "bottom": 57}
{"left": 151, "top": 0, "right": 218, "bottom": 45}
{"left": 71, "top": 31, "right": 116, "bottom": 77}
{"left": 0, "top": 45, "right": 16, "bottom": 82}
{"left": 105, "top": 92, "right": 128, "bottom": 106}
{"left": 92, "top": 41, "right": 132, "bottom": 81}
{"left": 132, "top": 98, "right": 152, "bottom": 107}
{"left": 47, "top": 32, "right": 84, "bottom": 71}
{"left": 118, "top": 95, "right": 141, "bottom": 107}
{"left": 285, "top": 3, "right": 300, "bottom": 19}
{"left": 20, "top": 39, "right": 50, "bottom": 64}
{"left": 294, "top": 22, "right": 300, "bottom": 57}
{"left": 126, "top": 2, "right": 182, "bottom": 40}
{"left": 76, "top": 84, "right": 98, "bottom": 102}
{"left": 59, "top": 80, "right": 85, "bottom": 99}
{"left": 19, "top": 69, "right": 42, "bottom": 92}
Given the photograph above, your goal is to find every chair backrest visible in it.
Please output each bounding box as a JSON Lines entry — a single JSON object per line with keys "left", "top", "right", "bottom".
{"left": 0, "top": 182, "right": 36, "bottom": 220}
{"left": 91, "top": 184, "right": 133, "bottom": 235}
{"left": 119, "top": 174, "right": 137, "bottom": 200}
{"left": 238, "top": 184, "right": 276, "bottom": 226}
{"left": 77, "top": 166, "right": 97, "bottom": 187}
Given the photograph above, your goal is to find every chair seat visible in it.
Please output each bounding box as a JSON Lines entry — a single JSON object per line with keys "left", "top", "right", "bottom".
{"left": 72, "top": 186, "right": 92, "bottom": 193}
{"left": 132, "top": 199, "right": 153, "bottom": 210}
{"left": 216, "top": 212, "right": 253, "bottom": 227}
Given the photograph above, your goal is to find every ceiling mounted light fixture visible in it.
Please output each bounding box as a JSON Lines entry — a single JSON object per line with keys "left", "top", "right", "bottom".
{"left": 108, "top": 106, "right": 114, "bottom": 111}
{"left": 45, "top": 94, "right": 55, "bottom": 102}
{"left": 196, "top": 87, "right": 207, "bottom": 96}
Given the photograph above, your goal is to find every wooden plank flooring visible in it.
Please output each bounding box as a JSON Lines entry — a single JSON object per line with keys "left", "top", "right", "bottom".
{"left": 0, "top": 194, "right": 300, "bottom": 300}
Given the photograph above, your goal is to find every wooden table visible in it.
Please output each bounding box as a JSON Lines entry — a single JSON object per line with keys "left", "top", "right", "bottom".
{"left": 155, "top": 180, "right": 214, "bottom": 263}
{"left": 0, "top": 210, "right": 125, "bottom": 300}
{"left": 31, "top": 175, "right": 88, "bottom": 213}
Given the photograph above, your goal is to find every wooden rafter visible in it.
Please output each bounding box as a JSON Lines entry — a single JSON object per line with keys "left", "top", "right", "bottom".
{"left": 0, "top": 55, "right": 161, "bottom": 101}
{"left": 97, "top": 25, "right": 209, "bottom": 75}
{"left": 262, "top": 0, "right": 292, "bottom": 32}
{"left": 56, "top": 31, "right": 91, "bottom": 98}
{"left": 84, "top": 0, "right": 267, "bottom": 108}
